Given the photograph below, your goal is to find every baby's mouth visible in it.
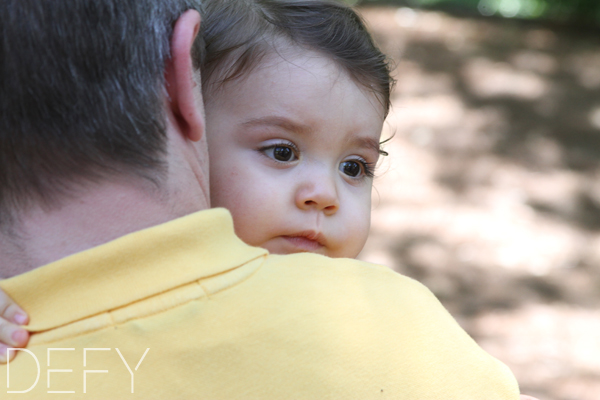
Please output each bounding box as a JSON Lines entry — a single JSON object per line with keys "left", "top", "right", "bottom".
{"left": 280, "top": 231, "right": 326, "bottom": 252}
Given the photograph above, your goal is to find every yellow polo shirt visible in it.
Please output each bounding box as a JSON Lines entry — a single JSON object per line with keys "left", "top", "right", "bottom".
{"left": 0, "top": 208, "right": 519, "bottom": 399}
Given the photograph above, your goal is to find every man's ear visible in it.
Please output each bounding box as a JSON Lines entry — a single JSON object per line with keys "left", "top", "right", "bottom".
{"left": 165, "top": 10, "right": 204, "bottom": 142}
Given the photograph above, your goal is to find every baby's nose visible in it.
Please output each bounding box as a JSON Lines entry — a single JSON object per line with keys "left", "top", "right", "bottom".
{"left": 295, "top": 176, "right": 339, "bottom": 216}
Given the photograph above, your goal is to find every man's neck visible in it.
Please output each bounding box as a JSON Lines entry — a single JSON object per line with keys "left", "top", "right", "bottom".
{"left": 0, "top": 177, "right": 205, "bottom": 279}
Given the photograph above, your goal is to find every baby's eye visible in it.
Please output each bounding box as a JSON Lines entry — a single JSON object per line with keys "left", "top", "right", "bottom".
{"left": 273, "top": 146, "right": 295, "bottom": 162}
{"left": 259, "top": 141, "right": 299, "bottom": 163}
{"left": 341, "top": 160, "right": 362, "bottom": 177}
{"left": 339, "top": 159, "right": 375, "bottom": 179}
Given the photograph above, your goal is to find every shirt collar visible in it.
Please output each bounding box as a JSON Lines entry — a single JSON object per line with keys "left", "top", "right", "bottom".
{"left": 0, "top": 208, "right": 267, "bottom": 332}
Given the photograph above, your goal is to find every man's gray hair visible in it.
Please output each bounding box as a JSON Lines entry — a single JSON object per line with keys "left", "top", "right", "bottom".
{"left": 0, "top": 0, "right": 203, "bottom": 226}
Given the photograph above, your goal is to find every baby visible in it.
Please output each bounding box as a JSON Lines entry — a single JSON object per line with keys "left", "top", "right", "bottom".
{"left": 0, "top": 0, "right": 392, "bottom": 358}
{"left": 202, "top": 0, "right": 391, "bottom": 259}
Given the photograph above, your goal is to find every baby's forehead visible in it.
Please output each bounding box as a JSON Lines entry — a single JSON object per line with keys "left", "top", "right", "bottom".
{"left": 206, "top": 50, "right": 385, "bottom": 156}
{"left": 209, "top": 45, "right": 387, "bottom": 118}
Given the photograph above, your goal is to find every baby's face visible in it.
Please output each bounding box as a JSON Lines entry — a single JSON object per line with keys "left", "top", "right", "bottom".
{"left": 205, "top": 49, "right": 385, "bottom": 258}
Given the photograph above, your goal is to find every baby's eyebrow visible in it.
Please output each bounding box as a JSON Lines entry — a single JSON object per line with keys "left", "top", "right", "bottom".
{"left": 352, "top": 136, "right": 382, "bottom": 155}
{"left": 242, "top": 116, "right": 384, "bottom": 155}
{"left": 241, "top": 116, "right": 311, "bottom": 135}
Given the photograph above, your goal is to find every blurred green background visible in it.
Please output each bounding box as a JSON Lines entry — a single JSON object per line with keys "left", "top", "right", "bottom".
{"left": 344, "top": 0, "right": 600, "bottom": 27}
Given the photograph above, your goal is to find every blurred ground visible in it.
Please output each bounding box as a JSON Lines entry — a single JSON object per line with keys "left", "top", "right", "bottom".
{"left": 356, "top": 6, "right": 600, "bottom": 400}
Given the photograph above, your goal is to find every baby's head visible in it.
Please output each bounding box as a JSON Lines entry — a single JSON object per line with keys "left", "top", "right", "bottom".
{"left": 200, "top": 0, "right": 393, "bottom": 258}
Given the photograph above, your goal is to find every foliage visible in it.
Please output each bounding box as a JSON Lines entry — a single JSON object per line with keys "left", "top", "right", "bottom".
{"left": 346, "top": 0, "right": 600, "bottom": 27}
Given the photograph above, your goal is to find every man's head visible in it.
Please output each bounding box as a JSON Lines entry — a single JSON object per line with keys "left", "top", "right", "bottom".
{"left": 0, "top": 0, "right": 204, "bottom": 227}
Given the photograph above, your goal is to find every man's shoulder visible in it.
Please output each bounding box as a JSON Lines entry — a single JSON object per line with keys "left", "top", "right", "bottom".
{"left": 260, "top": 252, "right": 430, "bottom": 293}
{"left": 251, "top": 252, "right": 443, "bottom": 315}
{"left": 230, "top": 252, "right": 519, "bottom": 399}
{"left": 260, "top": 251, "right": 399, "bottom": 276}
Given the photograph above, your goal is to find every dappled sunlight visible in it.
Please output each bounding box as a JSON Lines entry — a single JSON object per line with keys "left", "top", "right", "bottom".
{"left": 473, "top": 305, "right": 600, "bottom": 400}
{"left": 358, "top": 5, "right": 600, "bottom": 400}
{"left": 462, "top": 58, "right": 549, "bottom": 99}
{"left": 566, "top": 52, "right": 600, "bottom": 89}
{"left": 588, "top": 105, "right": 600, "bottom": 130}
{"left": 509, "top": 49, "right": 558, "bottom": 74}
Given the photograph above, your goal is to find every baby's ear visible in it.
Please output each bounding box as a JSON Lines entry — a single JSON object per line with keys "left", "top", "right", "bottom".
{"left": 164, "top": 9, "right": 204, "bottom": 142}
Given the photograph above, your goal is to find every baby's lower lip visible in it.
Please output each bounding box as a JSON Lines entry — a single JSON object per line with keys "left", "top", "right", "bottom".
{"left": 281, "top": 236, "right": 323, "bottom": 251}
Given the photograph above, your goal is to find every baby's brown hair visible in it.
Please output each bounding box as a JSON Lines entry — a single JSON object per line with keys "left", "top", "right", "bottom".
{"left": 199, "top": 0, "right": 394, "bottom": 116}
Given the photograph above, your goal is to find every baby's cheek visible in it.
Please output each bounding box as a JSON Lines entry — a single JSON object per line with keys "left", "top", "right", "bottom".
{"left": 228, "top": 197, "right": 278, "bottom": 248}
{"left": 338, "top": 208, "right": 371, "bottom": 258}
{"left": 210, "top": 166, "right": 257, "bottom": 213}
